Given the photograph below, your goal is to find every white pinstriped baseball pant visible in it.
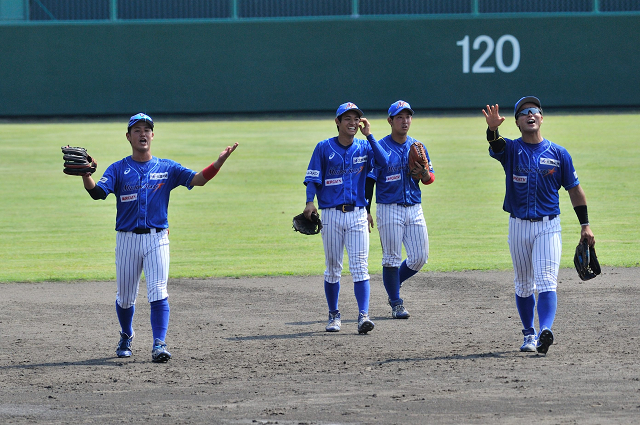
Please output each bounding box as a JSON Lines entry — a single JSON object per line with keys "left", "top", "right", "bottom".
{"left": 508, "top": 216, "right": 562, "bottom": 297}
{"left": 320, "top": 207, "right": 370, "bottom": 283}
{"left": 376, "top": 203, "right": 429, "bottom": 270}
{"left": 115, "top": 229, "right": 170, "bottom": 308}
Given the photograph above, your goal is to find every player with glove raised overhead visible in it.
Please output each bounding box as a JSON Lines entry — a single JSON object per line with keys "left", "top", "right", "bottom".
{"left": 67, "top": 113, "right": 238, "bottom": 362}
{"left": 303, "top": 102, "right": 388, "bottom": 334}
{"left": 483, "top": 97, "right": 595, "bottom": 355}
{"left": 365, "top": 100, "right": 434, "bottom": 320}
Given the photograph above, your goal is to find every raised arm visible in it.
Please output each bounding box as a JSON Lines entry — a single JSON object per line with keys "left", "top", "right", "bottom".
{"left": 358, "top": 117, "right": 388, "bottom": 167}
{"left": 483, "top": 104, "right": 507, "bottom": 153}
{"left": 191, "top": 143, "right": 239, "bottom": 187}
{"left": 482, "top": 104, "right": 506, "bottom": 131}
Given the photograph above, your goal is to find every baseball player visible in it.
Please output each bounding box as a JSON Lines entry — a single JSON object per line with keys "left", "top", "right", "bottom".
{"left": 483, "top": 97, "right": 595, "bottom": 354}
{"left": 365, "top": 101, "right": 434, "bottom": 319}
{"left": 303, "top": 102, "right": 388, "bottom": 334}
{"left": 78, "top": 113, "right": 238, "bottom": 362}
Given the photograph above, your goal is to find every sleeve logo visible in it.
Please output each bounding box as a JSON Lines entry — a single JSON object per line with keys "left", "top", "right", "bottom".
{"left": 306, "top": 170, "right": 320, "bottom": 178}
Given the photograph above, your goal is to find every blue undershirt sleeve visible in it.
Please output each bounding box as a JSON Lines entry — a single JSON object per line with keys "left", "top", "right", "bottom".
{"left": 306, "top": 182, "right": 318, "bottom": 204}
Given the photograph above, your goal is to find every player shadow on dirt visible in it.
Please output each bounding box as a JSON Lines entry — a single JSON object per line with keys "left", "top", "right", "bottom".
{"left": 225, "top": 331, "right": 323, "bottom": 341}
{"left": 0, "top": 357, "right": 123, "bottom": 370}
{"left": 377, "top": 351, "right": 513, "bottom": 363}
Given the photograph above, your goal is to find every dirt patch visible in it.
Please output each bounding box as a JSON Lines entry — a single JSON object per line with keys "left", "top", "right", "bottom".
{"left": 1, "top": 267, "right": 638, "bottom": 424}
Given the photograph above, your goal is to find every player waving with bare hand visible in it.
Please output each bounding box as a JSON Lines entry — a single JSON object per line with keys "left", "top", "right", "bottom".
{"left": 483, "top": 97, "right": 595, "bottom": 355}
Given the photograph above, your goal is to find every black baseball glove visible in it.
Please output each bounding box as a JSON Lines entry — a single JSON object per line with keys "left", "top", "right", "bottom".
{"left": 61, "top": 145, "right": 97, "bottom": 176}
{"left": 292, "top": 212, "right": 322, "bottom": 235}
{"left": 574, "top": 239, "right": 601, "bottom": 281}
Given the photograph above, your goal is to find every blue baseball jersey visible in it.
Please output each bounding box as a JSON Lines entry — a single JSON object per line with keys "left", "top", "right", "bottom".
{"left": 489, "top": 137, "right": 579, "bottom": 219}
{"left": 304, "top": 136, "right": 386, "bottom": 209}
{"left": 96, "top": 156, "right": 196, "bottom": 231}
{"left": 368, "top": 135, "right": 433, "bottom": 205}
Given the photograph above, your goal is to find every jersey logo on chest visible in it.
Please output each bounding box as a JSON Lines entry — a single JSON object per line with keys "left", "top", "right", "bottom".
{"left": 540, "top": 158, "right": 560, "bottom": 167}
{"left": 325, "top": 177, "right": 343, "bottom": 186}
{"left": 150, "top": 172, "right": 168, "bottom": 180}
{"left": 120, "top": 193, "right": 138, "bottom": 202}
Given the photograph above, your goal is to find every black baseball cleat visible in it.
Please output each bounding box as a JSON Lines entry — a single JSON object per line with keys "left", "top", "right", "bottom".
{"left": 151, "top": 338, "right": 172, "bottom": 363}
{"left": 116, "top": 331, "right": 134, "bottom": 358}
{"left": 536, "top": 329, "right": 554, "bottom": 354}
{"left": 357, "top": 311, "right": 375, "bottom": 334}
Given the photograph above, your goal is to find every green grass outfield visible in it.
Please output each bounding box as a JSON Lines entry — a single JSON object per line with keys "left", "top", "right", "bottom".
{"left": 1, "top": 112, "right": 638, "bottom": 282}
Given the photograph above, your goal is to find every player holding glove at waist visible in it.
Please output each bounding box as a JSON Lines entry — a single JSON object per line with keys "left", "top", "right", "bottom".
{"left": 303, "top": 102, "right": 388, "bottom": 335}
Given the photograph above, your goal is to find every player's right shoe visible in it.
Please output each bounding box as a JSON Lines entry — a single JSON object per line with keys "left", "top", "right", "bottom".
{"left": 326, "top": 311, "right": 341, "bottom": 332}
{"left": 520, "top": 333, "right": 537, "bottom": 352}
{"left": 151, "top": 338, "right": 172, "bottom": 363}
{"left": 357, "top": 311, "right": 374, "bottom": 334}
{"left": 116, "top": 331, "right": 134, "bottom": 358}
{"left": 536, "top": 329, "right": 554, "bottom": 354}
{"left": 391, "top": 304, "right": 410, "bottom": 319}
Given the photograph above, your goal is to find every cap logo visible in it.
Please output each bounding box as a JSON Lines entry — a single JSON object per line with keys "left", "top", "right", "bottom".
{"left": 345, "top": 103, "right": 357, "bottom": 109}
{"left": 128, "top": 113, "right": 154, "bottom": 130}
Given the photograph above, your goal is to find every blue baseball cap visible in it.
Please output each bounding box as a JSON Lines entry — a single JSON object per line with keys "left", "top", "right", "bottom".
{"left": 514, "top": 96, "right": 541, "bottom": 117}
{"left": 128, "top": 113, "right": 154, "bottom": 131}
{"left": 335, "top": 102, "right": 363, "bottom": 118}
{"left": 388, "top": 100, "right": 414, "bottom": 117}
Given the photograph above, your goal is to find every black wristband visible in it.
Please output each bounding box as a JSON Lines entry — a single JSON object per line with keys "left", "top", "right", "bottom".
{"left": 489, "top": 138, "right": 506, "bottom": 153}
{"left": 486, "top": 127, "right": 500, "bottom": 141}
{"left": 574, "top": 205, "right": 589, "bottom": 225}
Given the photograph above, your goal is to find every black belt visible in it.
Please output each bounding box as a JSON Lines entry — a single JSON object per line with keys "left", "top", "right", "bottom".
{"left": 511, "top": 214, "right": 557, "bottom": 222}
{"left": 397, "top": 203, "right": 414, "bottom": 207}
{"left": 132, "top": 228, "right": 165, "bottom": 234}
{"left": 335, "top": 204, "right": 355, "bottom": 212}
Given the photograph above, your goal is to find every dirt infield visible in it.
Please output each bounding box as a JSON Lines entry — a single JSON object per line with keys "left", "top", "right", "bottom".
{"left": 1, "top": 267, "right": 638, "bottom": 424}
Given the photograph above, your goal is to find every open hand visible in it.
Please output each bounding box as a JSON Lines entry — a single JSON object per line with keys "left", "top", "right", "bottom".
{"left": 482, "top": 104, "right": 505, "bottom": 130}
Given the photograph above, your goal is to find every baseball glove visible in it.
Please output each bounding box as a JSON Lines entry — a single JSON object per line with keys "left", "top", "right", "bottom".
{"left": 574, "top": 239, "right": 601, "bottom": 281}
{"left": 61, "top": 145, "right": 97, "bottom": 176}
{"left": 292, "top": 212, "right": 323, "bottom": 235}
{"left": 408, "top": 142, "right": 428, "bottom": 180}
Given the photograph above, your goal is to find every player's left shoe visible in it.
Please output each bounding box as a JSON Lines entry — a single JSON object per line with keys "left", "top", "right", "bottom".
{"left": 151, "top": 338, "right": 172, "bottom": 363}
{"left": 391, "top": 304, "right": 410, "bottom": 319}
{"left": 388, "top": 298, "right": 410, "bottom": 319}
{"left": 357, "top": 311, "right": 375, "bottom": 334}
{"left": 536, "top": 329, "right": 554, "bottom": 354}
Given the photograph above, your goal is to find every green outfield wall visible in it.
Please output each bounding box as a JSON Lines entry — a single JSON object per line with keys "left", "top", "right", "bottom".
{"left": 0, "top": 14, "right": 638, "bottom": 117}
